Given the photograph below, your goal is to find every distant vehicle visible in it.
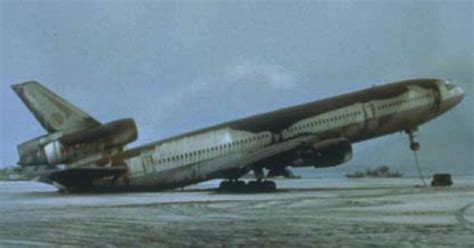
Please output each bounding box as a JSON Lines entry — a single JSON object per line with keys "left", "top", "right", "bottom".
{"left": 11, "top": 78, "right": 463, "bottom": 192}
{"left": 431, "top": 173, "right": 453, "bottom": 187}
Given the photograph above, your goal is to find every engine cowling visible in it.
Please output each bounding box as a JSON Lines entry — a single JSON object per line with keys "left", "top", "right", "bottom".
{"left": 17, "top": 118, "right": 138, "bottom": 166}
{"left": 293, "top": 137, "right": 353, "bottom": 168}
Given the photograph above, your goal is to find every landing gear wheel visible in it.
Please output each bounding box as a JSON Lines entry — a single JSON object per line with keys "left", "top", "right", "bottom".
{"left": 247, "top": 180, "right": 277, "bottom": 192}
{"left": 247, "top": 181, "right": 258, "bottom": 191}
{"left": 218, "top": 180, "right": 247, "bottom": 192}
{"left": 406, "top": 129, "right": 421, "bottom": 151}
{"left": 262, "top": 181, "right": 277, "bottom": 192}
{"left": 410, "top": 142, "right": 420, "bottom": 151}
{"left": 218, "top": 180, "right": 277, "bottom": 192}
{"left": 232, "top": 180, "right": 246, "bottom": 191}
{"left": 218, "top": 181, "right": 231, "bottom": 191}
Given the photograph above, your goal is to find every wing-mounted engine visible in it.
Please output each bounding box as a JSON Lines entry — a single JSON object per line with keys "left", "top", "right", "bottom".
{"left": 293, "top": 137, "right": 352, "bottom": 168}
{"left": 17, "top": 118, "right": 138, "bottom": 166}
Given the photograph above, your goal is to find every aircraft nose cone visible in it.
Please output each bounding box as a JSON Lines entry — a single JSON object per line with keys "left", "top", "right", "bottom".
{"left": 438, "top": 84, "right": 465, "bottom": 115}
{"left": 453, "top": 86, "right": 464, "bottom": 106}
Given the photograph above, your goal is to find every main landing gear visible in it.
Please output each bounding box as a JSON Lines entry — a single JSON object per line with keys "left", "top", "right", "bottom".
{"left": 218, "top": 180, "right": 277, "bottom": 192}
{"left": 218, "top": 167, "right": 277, "bottom": 192}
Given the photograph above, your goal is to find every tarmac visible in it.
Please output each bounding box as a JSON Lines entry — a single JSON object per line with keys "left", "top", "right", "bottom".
{"left": 0, "top": 177, "right": 473, "bottom": 247}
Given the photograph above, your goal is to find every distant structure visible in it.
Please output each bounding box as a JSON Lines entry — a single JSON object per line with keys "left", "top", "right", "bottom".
{"left": 0, "top": 166, "right": 19, "bottom": 180}
{"left": 346, "top": 165, "right": 403, "bottom": 178}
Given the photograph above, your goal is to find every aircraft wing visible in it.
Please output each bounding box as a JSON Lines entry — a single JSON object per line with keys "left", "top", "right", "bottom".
{"left": 238, "top": 135, "right": 317, "bottom": 168}
{"left": 201, "top": 135, "right": 319, "bottom": 178}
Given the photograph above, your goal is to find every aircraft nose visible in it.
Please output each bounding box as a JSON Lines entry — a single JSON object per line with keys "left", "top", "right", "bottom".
{"left": 442, "top": 84, "right": 464, "bottom": 113}
{"left": 438, "top": 82, "right": 464, "bottom": 114}
{"left": 452, "top": 85, "right": 464, "bottom": 106}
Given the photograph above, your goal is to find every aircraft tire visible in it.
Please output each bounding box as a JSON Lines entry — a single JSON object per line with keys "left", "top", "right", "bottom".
{"left": 218, "top": 181, "right": 231, "bottom": 191}
{"left": 262, "top": 181, "right": 277, "bottom": 192}
{"left": 233, "top": 180, "right": 246, "bottom": 192}
{"left": 247, "top": 181, "right": 258, "bottom": 191}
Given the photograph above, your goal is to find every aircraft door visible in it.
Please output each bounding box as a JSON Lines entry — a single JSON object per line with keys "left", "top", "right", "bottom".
{"left": 362, "top": 102, "right": 378, "bottom": 135}
{"left": 363, "top": 102, "right": 374, "bottom": 119}
{"left": 431, "top": 88, "right": 442, "bottom": 114}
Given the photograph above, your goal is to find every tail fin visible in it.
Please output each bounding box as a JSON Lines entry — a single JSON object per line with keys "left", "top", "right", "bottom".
{"left": 11, "top": 81, "right": 101, "bottom": 133}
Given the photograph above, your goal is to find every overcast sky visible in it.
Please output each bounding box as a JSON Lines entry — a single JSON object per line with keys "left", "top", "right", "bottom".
{"left": 1, "top": 1, "right": 473, "bottom": 174}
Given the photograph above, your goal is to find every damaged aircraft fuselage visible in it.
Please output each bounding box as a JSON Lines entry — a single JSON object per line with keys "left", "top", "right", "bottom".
{"left": 11, "top": 78, "right": 464, "bottom": 192}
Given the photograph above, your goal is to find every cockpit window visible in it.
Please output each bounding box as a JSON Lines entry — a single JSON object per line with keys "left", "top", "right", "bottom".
{"left": 446, "top": 83, "right": 456, "bottom": 90}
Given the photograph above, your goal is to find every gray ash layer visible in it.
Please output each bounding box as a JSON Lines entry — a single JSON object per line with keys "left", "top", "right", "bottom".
{"left": 0, "top": 178, "right": 473, "bottom": 247}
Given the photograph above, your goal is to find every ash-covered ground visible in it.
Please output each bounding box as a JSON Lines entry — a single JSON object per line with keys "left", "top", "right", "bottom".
{"left": 0, "top": 177, "right": 473, "bottom": 247}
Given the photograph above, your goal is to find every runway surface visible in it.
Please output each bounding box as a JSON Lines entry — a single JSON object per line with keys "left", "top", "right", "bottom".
{"left": 0, "top": 177, "right": 473, "bottom": 247}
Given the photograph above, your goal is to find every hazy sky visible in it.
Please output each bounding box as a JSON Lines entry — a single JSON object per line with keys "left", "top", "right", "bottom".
{"left": 1, "top": 1, "right": 473, "bottom": 174}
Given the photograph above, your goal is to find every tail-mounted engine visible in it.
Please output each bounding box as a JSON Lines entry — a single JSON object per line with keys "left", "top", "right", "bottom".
{"left": 17, "top": 118, "right": 138, "bottom": 166}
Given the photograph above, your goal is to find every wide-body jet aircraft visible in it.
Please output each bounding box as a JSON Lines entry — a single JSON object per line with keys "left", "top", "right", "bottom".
{"left": 11, "top": 78, "right": 463, "bottom": 192}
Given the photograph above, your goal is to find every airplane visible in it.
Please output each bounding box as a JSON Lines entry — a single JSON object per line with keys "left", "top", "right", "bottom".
{"left": 11, "top": 78, "right": 464, "bottom": 192}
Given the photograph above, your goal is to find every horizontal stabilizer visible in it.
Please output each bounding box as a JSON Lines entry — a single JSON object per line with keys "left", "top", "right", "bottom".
{"left": 48, "top": 167, "right": 127, "bottom": 188}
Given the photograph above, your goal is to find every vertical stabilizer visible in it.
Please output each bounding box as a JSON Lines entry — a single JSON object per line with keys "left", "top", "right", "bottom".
{"left": 11, "top": 81, "right": 101, "bottom": 133}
